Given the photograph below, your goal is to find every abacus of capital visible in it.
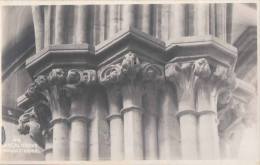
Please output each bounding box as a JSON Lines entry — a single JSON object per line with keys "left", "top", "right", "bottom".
{"left": 16, "top": 4, "right": 255, "bottom": 161}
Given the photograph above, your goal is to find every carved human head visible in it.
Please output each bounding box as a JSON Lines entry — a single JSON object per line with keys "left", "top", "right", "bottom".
{"left": 48, "top": 68, "right": 66, "bottom": 85}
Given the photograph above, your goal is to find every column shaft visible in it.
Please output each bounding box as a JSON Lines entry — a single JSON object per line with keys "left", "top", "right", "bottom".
{"left": 32, "top": 6, "right": 44, "bottom": 52}
{"left": 194, "top": 4, "right": 209, "bottom": 35}
{"left": 198, "top": 113, "right": 219, "bottom": 159}
{"left": 144, "top": 114, "right": 158, "bottom": 159}
{"left": 170, "top": 4, "right": 185, "bottom": 38}
{"left": 123, "top": 108, "right": 143, "bottom": 159}
{"left": 108, "top": 5, "right": 118, "bottom": 38}
{"left": 140, "top": 5, "right": 150, "bottom": 33}
{"left": 110, "top": 117, "right": 124, "bottom": 160}
{"left": 55, "top": 6, "right": 65, "bottom": 44}
{"left": 196, "top": 82, "right": 220, "bottom": 159}
{"left": 70, "top": 118, "right": 88, "bottom": 160}
{"left": 106, "top": 87, "right": 124, "bottom": 160}
{"left": 215, "top": 4, "right": 227, "bottom": 41}
{"left": 122, "top": 5, "right": 134, "bottom": 29}
{"left": 179, "top": 113, "right": 198, "bottom": 159}
{"left": 44, "top": 6, "right": 52, "bottom": 47}
{"left": 69, "top": 91, "right": 89, "bottom": 160}
{"left": 143, "top": 88, "right": 159, "bottom": 160}
{"left": 75, "top": 6, "right": 88, "bottom": 44}
{"left": 161, "top": 5, "right": 170, "bottom": 40}
{"left": 52, "top": 120, "right": 69, "bottom": 160}
{"left": 158, "top": 85, "right": 180, "bottom": 159}
{"left": 121, "top": 84, "right": 143, "bottom": 160}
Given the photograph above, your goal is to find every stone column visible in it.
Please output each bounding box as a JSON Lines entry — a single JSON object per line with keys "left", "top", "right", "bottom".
{"left": 140, "top": 5, "right": 150, "bottom": 33}
{"left": 99, "top": 64, "right": 124, "bottom": 160}
{"left": 120, "top": 53, "right": 144, "bottom": 160}
{"left": 194, "top": 4, "right": 209, "bottom": 36}
{"left": 215, "top": 4, "right": 227, "bottom": 41}
{"left": 66, "top": 69, "right": 97, "bottom": 160}
{"left": 161, "top": 5, "right": 170, "bottom": 40}
{"left": 55, "top": 6, "right": 65, "bottom": 44}
{"left": 43, "top": 129, "right": 53, "bottom": 160}
{"left": 158, "top": 83, "right": 180, "bottom": 159}
{"left": 194, "top": 58, "right": 235, "bottom": 159}
{"left": 122, "top": 5, "right": 134, "bottom": 29}
{"left": 165, "top": 60, "right": 202, "bottom": 159}
{"left": 142, "top": 63, "right": 164, "bottom": 159}
{"left": 170, "top": 4, "right": 185, "bottom": 37}
{"left": 32, "top": 6, "right": 44, "bottom": 52}
{"left": 43, "top": 6, "right": 52, "bottom": 47}
{"left": 27, "top": 69, "right": 70, "bottom": 160}
{"left": 143, "top": 88, "right": 158, "bottom": 159}
{"left": 74, "top": 6, "right": 88, "bottom": 44}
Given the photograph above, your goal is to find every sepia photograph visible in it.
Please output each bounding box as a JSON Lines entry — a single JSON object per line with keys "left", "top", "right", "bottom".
{"left": 0, "top": 1, "right": 258, "bottom": 164}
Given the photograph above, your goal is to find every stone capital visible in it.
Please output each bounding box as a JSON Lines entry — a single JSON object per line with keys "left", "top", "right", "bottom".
{"left": 165, "top": 60, "right": 198, "bottom": 111}
{"left": 195, "top": 58, "right": 236, "bottom": 112}
{"left": 25, "top": 68, "right": 71, "bottom": 119}
{"left": 65, "top": 69, "right": 97, "bottom": 97}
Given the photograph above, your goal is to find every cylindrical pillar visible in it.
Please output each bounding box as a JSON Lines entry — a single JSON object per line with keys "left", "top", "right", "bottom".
{"left": 122, "top": 5, "right": 134, "bottom": 29}
{"left": 121, "top": 83, "right": 143, "bottom": 160}
{"left": 170, "top": 4, "right": 185, "bottom": 38}
{"left": 140, "top": 5, "right": 150, "bottom": 34}
{"left": 161, "top": 5, "right": 170, "bottom": 40}
{"left": 43, "top": 129, "right": 53, "bottom": 160}
{"left": 108, "top": 5, "right": 118, "bottom": 38}
{"left": 106, "top": 87, "right": 124, "bottom": 160}
{"left": 215, "top": 4, "right": 227, "bottom": 41}
{"left": 32, "top": 6, "right": 44, "bottom": 52}
{"left": 158, "top": 84, "right": 180, "bottom": 159}
{"left": 143, "top": 87, "right": 158, "bottom": 159}
{"left": 177, "top": 110, "right": 198, "bottom": 159}
{"left": 74, "top": 6, "right": 88, "bottom": 44}
{"left": 55, "top": 6, "right": 65, "bottom": 44}
{"left": 43, "top": 6, "right": 52, "bottom": 47}
{"left": 194, "top": 4, "right": 210, "bottom": 36}
{"left": 165, "top": 62, "right": 198, "bottom": 159}
{"left": 51, "top": 118, "right": 69, "bottom": 160}
{"left": 198, "top": 112, "right": 219, "bottom": 159}
{"left": 69, "top": 116, "right": 88, "bottom": 160}
{"left": 67, "top": 85, "right": 90, "bottom": 160}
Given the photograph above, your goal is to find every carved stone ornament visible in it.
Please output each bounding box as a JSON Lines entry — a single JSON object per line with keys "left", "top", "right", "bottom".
{"left": 141, "top": 63, "right": 164, "bottom": 82}
{"left": 165, "top": 61, "right": 196, "bottom": 104}
{"left": 193, "top": 58, "right": 211, "bottom": 79}
{"left": 25, "top": 82, "right": 39, "bottom": 98}
{"left": 47, "top": 68, "right": 66, "bottom": 85}
{"left": 121, "top": 52, "right": 141, "bottom": 81}
{"left": 99, "top": 64, "right": 122, "bottom": 86}
{"left": 81, "top": 69, "right": 97, "bottom": 85}
{"left": 18, "top": 108, "right": 44, "bottom": 147}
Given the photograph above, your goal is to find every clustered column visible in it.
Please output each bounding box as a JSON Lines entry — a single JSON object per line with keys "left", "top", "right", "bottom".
{"left": 165, "top": 58, "right": 236, "bottom": 159}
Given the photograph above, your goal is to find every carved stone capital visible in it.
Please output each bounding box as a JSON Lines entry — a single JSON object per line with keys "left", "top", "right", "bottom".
{"left": 195, "top": 58, "right": 236, "bottom": 112}
{"left": 165, "top": 60, "right": 198, "bottom": 110}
